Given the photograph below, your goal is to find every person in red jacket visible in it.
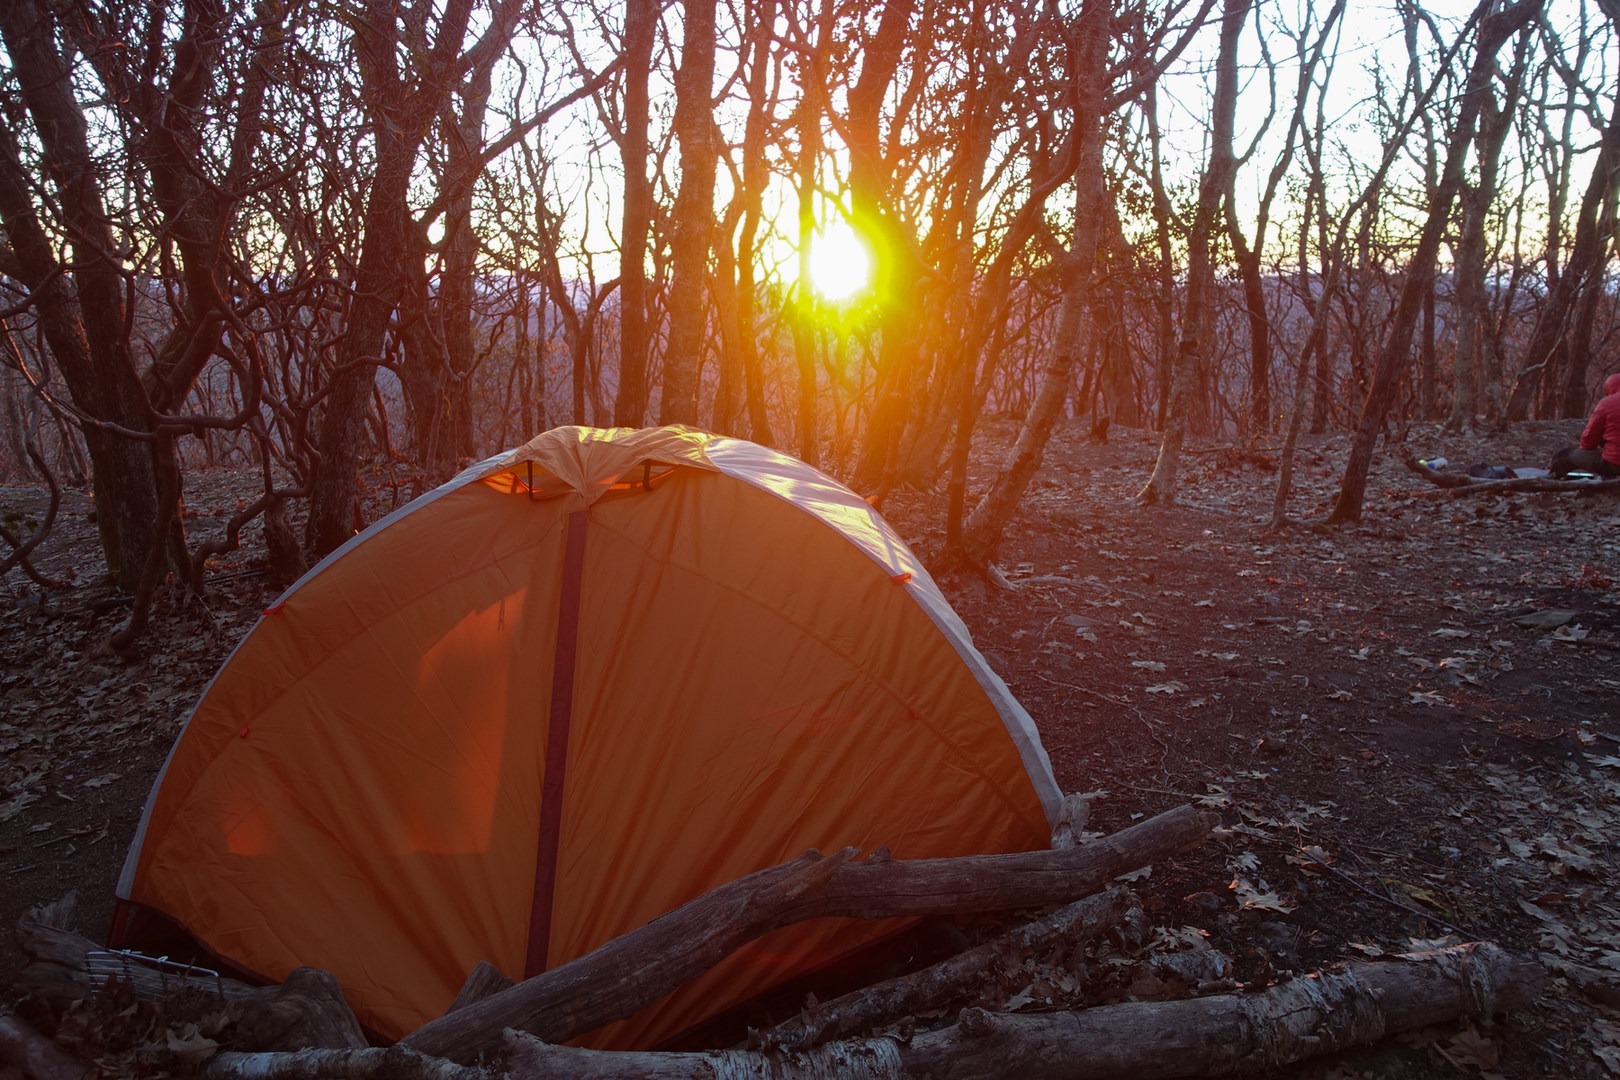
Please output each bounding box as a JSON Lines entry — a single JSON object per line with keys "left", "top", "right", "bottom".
{"left": 1551, "top": 373, "right": 1620, "bottom": 479}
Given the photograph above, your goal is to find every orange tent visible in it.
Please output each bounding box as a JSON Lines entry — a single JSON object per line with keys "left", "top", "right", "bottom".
{"left": 112, "top": 426, "right": 1062, "bottom": 1048}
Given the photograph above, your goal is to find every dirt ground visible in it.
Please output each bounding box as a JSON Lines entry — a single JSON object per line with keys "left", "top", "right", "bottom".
{"left": 4, "top": 417, "right": 1620, "bottom": 1078}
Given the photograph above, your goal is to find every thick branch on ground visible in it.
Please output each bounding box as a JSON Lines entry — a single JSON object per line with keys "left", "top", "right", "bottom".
{"left": 0, "top": 1006, "right": 94, "bottom": 1080}
{"left": 205, "top": 1045, "right": 487, "bottom": 1080}
{"left": 15, "top": 895, "right": 365, "bottom": 1051}
{"left": 402, "top": 804, "right": 1217, "bottom": 1062}
{"left": 1403, "top": 456, "right": 1620, "bottom": 496}
{"left": 446, "top": 961, "right": 514, "bottom": 1013}
{"left": 503, "top": 942, "right": 1543, "bottom": 1080}
{"left": 760, "top": 887, "right": 1135, "bottom": 1052}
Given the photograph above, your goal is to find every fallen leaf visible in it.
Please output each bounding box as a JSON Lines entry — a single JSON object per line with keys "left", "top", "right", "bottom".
{"left": 1287, "top": 844, "right": 1333, "bottom": 871}
{"left": 1438, "top": 1026, "right": 1498, "bottom": 1069}
{"left": 1514, "top": 609, "right": 1577, "bottom": 630}
{"left": 166, "top": 1025, "right": 221, "bottom": 1068}
{"left": 0, "top": 792, "right": 40, "bottom": 823}
{"left": 1230, "top": 875, "right": 1295, "bottom": 913}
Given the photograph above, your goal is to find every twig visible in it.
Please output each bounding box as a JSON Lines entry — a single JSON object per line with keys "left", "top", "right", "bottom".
{"left": 0, "top": 444, "right": 70, "bottom": 588}
{"left": 1278, "top": 837, "right": 1480, "bottom": 939}
{"left": 1033, "top": 672, "right": 1172, "bottom": 763}
{"left": 1560, "top": 636, "right": 1620, "bottom": 653}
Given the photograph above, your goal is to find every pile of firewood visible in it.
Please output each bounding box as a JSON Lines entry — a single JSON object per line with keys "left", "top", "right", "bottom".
{"left": 1, "top": 802, "right": 1542, "bottom": 1079}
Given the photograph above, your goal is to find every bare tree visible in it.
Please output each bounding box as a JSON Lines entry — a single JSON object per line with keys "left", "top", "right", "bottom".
{"left": 306, "top": 0, "right": 485, "bottom": 555}
{"left": 1505, "top": 2, "right": 1620, "bottom": 419}
{"left": 1140, "top": 0, "right": 1250, "bottom": 505}
{"left": 1329, "top": 0, "right": 1542, "bottom": 524}
{"left": 660, "top": 0, "right": 720, "bottom": 424}
{"left": 0, "top": 0, "right": 279, "bottom": 616}
{"left": 1445, "top": 26, "right": 1529, "bottom": 432}
{"left": 613, "top": 0, "right": 660, "bottom": 425}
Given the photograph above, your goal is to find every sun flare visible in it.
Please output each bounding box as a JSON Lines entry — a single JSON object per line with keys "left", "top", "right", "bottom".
{"left": 807, "top": 221, "right": 872, "bottom": 302}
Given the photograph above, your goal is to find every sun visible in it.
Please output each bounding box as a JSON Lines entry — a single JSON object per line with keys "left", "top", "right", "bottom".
{"left": 807, "top": 220, "right": 872, "bottom": 302}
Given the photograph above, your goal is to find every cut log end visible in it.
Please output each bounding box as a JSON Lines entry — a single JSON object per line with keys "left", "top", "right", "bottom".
{"left": 1050, "top": 793, "right": 1091, "bottom": 850}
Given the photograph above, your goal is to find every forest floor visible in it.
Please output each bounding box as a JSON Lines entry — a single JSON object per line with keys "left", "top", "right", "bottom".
{"left": 3, "top": 417, "right": 1620, "bottom": 1078}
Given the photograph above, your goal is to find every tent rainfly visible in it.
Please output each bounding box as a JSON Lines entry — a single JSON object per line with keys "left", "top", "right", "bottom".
{"left": 112, "top": 425, "right": 1063, "bottom": 1049}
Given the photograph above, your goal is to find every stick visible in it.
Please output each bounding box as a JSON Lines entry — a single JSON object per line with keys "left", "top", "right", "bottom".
{"left": 501, "top": 942, "right": 1543, "bottom": 1080}
{"left": 759, "top": 887, "right": 1135, "bottom": 1052}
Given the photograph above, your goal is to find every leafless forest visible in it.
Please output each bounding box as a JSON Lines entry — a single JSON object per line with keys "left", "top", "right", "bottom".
{"left": 2, "top": 0, "right": 1618, "bottom": 643}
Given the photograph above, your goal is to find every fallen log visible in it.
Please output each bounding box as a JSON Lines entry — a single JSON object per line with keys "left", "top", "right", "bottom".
{"left": 502, "top": 942, "right": 1544, "bottom": 1080}
{"left": 760, "top": 887, "right": 1135, "bottom": 1052}
{"left": 15, "top": 895, "right": 367, "bottom": 1051}
{"left": 0, "top": 1005, "right": 94, "bottom": 1080}
{"left": 1403, "top": 456, "right": 1620, "bottom": 496}
{"left": 205, "top": 1044, "right": 486, "bottom": 1080}
{"left": 402, "top": 804, "right": 1217, "bottom": 1062}
{"left": 446, "top": 961, "right": 513, "bottom": 1013}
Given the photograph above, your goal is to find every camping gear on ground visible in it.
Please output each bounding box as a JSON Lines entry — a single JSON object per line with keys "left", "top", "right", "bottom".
{"left": 1550, "top": 445, "right": 1617, "bottom": 479}
{"left": 1420, "top": 458, "right": 1549, "bottom": 480}
{"left": 110, "top": 425, "right": 1063, "bottom": 1049}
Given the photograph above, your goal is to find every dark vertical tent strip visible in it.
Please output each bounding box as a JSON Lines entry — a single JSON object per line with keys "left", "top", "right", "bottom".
{"left": 526, "top": 509, "right": 589, "bottom": 977}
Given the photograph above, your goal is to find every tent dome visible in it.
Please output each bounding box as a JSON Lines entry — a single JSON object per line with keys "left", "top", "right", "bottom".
{"left": 114, "top": 426, "right": 1061, "bottom": 1048}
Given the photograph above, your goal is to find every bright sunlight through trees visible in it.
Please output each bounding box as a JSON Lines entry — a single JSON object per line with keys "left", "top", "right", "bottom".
{"left": 807, "top": 220, "right": 873, "bottom": 302}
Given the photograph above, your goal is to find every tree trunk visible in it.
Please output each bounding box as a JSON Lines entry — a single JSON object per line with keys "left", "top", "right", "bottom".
{"left": 659, "top": 0, "right": 719, "bottom": 425}
{"left": 791, "top": 50, "right": 826, "bottom": 467}
{"left": 307, "top": 0, "right": 476, "bottom": 554}
{"left": 1144, "top": 85, "right": 1178, "bottom": 429}
{"left": 1231, "top": 238, "right": 1271, "bottom": 437}
{"left": 1329, "top": 0, "right": 1541, "bottom": 524}
{"left": 954, "top": 0, "right": 1106, "bottom": 568}
{"left": 957, "top": 172, "right": 1100, "bottom": 566}
{"left": 1445, "top": 33, "right": 1524, "bottom": 433}
{"left": 1141, "top": 0, "right": 1249, "bottom": 504}
{"left": 846, "top": 0, "right": 920, "bottom": 494}
{"left": 612, "top": 0, "right": 658, "bottom": 426}
{"left": 728, "top": 0, "right": 778, "bottom": 445}
{"left": 1505, "top": 32, "right": 1620, "bottom": 419}
{"left": 0, "top": 0, "right": 168, "bottom": 590}
{"left": 306, "top": 128, "right": 416, "bottom": 554}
